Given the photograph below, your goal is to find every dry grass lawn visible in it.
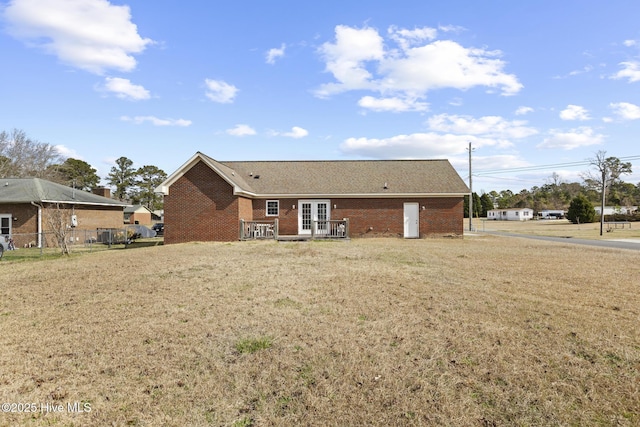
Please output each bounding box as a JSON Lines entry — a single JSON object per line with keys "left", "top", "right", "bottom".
{"left": 1, "top": 235, "right": 639, "bottom": 426}
{"left": 477, "top": 217, "right": 640, "bottom": 239}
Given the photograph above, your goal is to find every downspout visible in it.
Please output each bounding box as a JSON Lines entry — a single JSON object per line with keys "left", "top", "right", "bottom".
{"left": 31, "top": 202, "right": 42, "bottom": 248}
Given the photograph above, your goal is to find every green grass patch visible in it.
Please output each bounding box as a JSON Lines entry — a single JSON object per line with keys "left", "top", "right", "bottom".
{"left": 235, "top": 336, "right": 273, "bottom": 354}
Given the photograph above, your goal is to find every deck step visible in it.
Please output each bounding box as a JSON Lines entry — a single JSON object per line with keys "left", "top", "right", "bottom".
{"left": 276, "top": 235, "right": 312, "bottom": 242}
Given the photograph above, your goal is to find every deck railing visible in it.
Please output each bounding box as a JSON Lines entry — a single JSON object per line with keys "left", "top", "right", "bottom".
{"left": 240, "top": 218, "right": 349, "bottom": 240}
{"left": 311, "top": 219, "right": 349, "bottom": 239}
{"left": 240, "top": 219, "right": 278, "bottom": 240}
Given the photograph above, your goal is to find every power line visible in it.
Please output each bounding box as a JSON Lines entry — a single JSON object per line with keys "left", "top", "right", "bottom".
{"left": 474, "top": 155, "right": 640, "bottom": 176}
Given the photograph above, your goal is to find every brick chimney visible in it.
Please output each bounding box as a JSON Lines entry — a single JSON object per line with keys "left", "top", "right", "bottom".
{"left": 92, "top": 187, "right": 111, "bottom": 199}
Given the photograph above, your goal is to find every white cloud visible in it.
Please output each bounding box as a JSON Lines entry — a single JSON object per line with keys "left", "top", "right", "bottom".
{"left": 315, "top": 25, "right": 522, "bottom": 103}
{"left": 282, "top": 126, "right": 308, "bottom": 138}
{"left": 266, "top": 43, "right": 286, "bottom": 64}
{"left": 315, "top": 25, "right": 385, "bottom": 97}
{"left": 623, "top": 39, "right": 637, "bottom": 47}
{"left": 515, "top": 106, "right": 534, "bottom": 115}
{"left": 358, "top": 96, "right": 428, "bottom": 112}
{"left": 121, "top": 116, "right": 192, "bottom": 126}
{"left": 612, "top": 61, "right": 640, "bottom": 82}
{"left": 54, "top": 144, "right": 81, "bottom": 159}
{"left": 609, "top": 102, "right": 640, "bottom": 120}
{"left": 569, "top": 65, "right": 593, "bottom": 76}
{"left": 387, "top": 25, "right": 438, "bottom": 50}
{"left": 269, "top": 126, "right": 309, "bottom": 138}
{"left": 204, "top": 79, "right": 238, "bottom": 103}
{"left": 3, "top": 0, "right": 152, "bottom": 74}
{"left": 340, "top": 132, "right": 512, "bottom": 159}
{"left": 226, "top": 124, "right": 256, "bottom": 136}
{"left": 101, "top": 77, "right": 150, "bottom": 100}
{"left": 537, "top": 127, "right": 605, "bottom": 150}
{"left": 559, "top": 105, "right": 590, "bottom": 121}
{"left": 427, "top": 114, "right": 537, "bottom": 139}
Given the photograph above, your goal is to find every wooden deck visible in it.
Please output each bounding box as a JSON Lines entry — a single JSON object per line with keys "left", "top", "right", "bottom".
{"left": 241, "top": 219, "right": 350, "bottom": 241}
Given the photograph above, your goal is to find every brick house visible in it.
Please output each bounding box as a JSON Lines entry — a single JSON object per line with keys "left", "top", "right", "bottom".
{"left": 0, "top": 178, "right": 128, "bottom": 248}
{"left": 157, "top": 152, "right": 469, "bottom": 243}
{"left": 124, "top": 204, "right": 153, "bottom": 225}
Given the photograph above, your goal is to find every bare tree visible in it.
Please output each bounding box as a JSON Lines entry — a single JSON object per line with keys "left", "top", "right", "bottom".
{"left": 0, "top": 129, "right": 64, "bottom": 179}
{"left": 42, "top": 203, "right": 73, "bottom": 255}
{"left": 582, "top": 151, "right": 633, "bottom": 235}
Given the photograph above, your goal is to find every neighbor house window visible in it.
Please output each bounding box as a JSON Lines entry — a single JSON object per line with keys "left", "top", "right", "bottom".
{"left": 266, "top": 200, "right": 279, "bottom": 216}
{"left": 0, "top": 215, "right": 10, "bottom": 235}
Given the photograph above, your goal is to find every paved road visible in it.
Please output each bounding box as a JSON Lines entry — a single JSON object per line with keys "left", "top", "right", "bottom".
{"left": 475, "top": 231, "right": 640, "bottom": 251}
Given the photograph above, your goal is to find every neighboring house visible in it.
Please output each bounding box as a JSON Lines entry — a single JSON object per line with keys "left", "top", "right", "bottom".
{"left": 156, "top": 152, "right": 469, "bottom": 243}
{"left": 124, "top": 204, "right": 153, "bottom": 225}
{"left": 487, "top": 208, "right": 534, "bottom": 221}
{"left": 0, "top": 178, "right": 128, "bottom": 248}
{"left": 594, "top": 206, "right": 638, "bottom": 216}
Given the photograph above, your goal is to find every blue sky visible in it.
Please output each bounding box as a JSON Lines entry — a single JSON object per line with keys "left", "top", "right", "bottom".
{"left": 1, "top": 0, "right": 640, "bottom": 193}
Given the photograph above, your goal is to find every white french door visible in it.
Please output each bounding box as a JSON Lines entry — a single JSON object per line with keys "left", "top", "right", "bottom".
{"left": 298, "top": 200, "right": 330, "bottom": 235}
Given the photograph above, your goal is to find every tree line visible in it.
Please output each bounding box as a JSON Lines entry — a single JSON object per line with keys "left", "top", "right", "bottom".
{"left": 466, "top": 151, "right": 637, "bottom": 223}
{"left": 3, "top": 129, "right": 637, "bottom": 220}
{"left": 1, "top": 129, "right": 166, "bottom": 211}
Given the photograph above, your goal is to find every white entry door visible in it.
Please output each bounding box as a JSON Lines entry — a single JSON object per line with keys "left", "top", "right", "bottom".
{"left": 298, "top": 200, "right": 330, "bottom": 235}
{"left": 403, "top": 203, "right": 419, "bottom": 238}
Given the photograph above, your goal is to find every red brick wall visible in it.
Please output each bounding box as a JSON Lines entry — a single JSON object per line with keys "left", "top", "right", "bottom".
{"left": 67, "top": 205, "right": 123, "bottom": 230}
{"left": 128, "top": 211, "right": 152, "bottom": 225}
{"left": 250, "top": 197, "right": 464, "bottom": 238}
{"left": 164, "top": 161, "right": 241, "bottom": 243}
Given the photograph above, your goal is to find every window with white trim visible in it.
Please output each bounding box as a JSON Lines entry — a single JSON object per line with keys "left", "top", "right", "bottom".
{"left": 266, "top": 200, "right": 279, "bottom": 216}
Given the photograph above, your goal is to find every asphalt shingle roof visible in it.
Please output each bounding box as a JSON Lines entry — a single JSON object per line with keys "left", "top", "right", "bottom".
{"left": 197, "top": 152, "right": 469, "bottom": 196}
{"left": 0, "top": 178, "right": 128, "bottom": 206}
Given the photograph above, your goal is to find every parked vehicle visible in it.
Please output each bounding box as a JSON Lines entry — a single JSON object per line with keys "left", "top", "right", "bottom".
{"left": 0, "top": 236, "right": 12, "bottom": 258}
{"left": 152, "top": 223, "right": 164, "bottom": 235}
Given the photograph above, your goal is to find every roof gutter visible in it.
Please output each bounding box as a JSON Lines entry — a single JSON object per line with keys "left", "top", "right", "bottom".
{"left": 40, "top": 199, "right": 131, "bottom": 207}
{"left": 30, "top": 202, "right": 42, "bottom": 248}
{"left": 233, "top": 191, "right": 470, "bottom": 199}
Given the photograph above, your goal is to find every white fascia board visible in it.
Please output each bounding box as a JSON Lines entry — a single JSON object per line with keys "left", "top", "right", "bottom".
{"left": 241, "top": 192, "right": 468, "bottom": 199}
{"left": 155, "top": 152, "right": 207, "bottom": 195}
{"left": 157, "top": 152, "right": 248, "bottom": 196}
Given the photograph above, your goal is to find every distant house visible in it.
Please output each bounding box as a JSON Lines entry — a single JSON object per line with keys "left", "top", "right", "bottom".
{"left": 124, "top": 204, "right": 153, "bottom": 225}
{"left": 594, "top": 206, "right": 638, "bottom": 216}
{"left": 152, "top": 210, "right": 163, "bottom": 222}
{"left": 0, "top": 178, "right": 128, "bottom": 248}
{"left": 487, "top": 208, "right": 534, "bottom": 221}
{"left": 156, "top": 152, "right": 470, "bottom": 243}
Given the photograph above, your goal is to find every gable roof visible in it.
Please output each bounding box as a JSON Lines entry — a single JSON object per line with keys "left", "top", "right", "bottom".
{"left": 124, "top": 204, "right": 152, "bottom": 214}
{"left": 157, "top": 152, "right": 470, "bottom": 198}
{"left": 0, "top": 178, "right": 128, "bottom": 207}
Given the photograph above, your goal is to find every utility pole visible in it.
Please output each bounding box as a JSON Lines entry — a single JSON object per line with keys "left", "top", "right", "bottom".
{"left": 467, "top": 142, "right": 474, "bottom": 232}
{"left": 600, "top": 166, "right": 606, "bottom": 236}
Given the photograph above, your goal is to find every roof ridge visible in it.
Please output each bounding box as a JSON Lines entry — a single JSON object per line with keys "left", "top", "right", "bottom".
{"left": 221, "top": 159, "right": 445, "bottom": 163}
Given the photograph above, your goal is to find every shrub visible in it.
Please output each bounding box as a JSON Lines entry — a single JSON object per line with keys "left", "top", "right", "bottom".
{"left": 567, "top": 195, "right": 596, "bottom": 224}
